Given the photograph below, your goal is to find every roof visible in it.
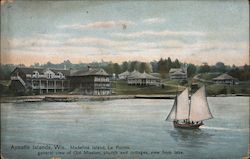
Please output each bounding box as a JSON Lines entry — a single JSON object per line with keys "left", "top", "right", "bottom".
{"left": 169, "top": 68, "right": 182, "bottom": 73}
{"left": 169, "top": 68, "right": 187, "bottom": 74}
{"left": 171, "top": 70, "right": 186, "bottom": 75}
{"left": 12, "top": 67, "right": 70, "bottom": 76}
{"left": 150, "top": 73, "right": 160, "bottom": 77}
{"left": 140, "top": 72, "right": 159, "bottom": 79}
{"left": 118, "top": 71, "right": 130, "bottom": 76}
{"left": 127, "top": 70, "right": 141, "bottom": 78}
{"left": 128, "top": 70, "right": 159, "bottom": 79}
{"left": 71, "top": 68, "right": 109, "bottom": 76}
{"left": 213, "top": 73, "right": 235, "bottom": 80}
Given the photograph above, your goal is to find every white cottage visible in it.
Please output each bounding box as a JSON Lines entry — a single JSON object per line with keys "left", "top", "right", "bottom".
{"left": 213, "top": 73, "right": 238, "bottom": 85}
{"left": 127, "top": 70, "right": 160, "bottom": 86}
{"left": 118, "top": 71, "right": 131, "bottom": 80}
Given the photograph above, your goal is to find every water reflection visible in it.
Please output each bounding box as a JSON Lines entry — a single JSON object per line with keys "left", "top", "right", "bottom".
{"left": 169, "top": 128, "right": 214, "bottom": 148}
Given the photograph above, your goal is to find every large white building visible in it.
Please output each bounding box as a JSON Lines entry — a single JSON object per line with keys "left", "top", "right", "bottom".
{"left": 127, "top": 70, "right": 160, "bottom": 86}
{"left": 169, "top": 66, "right": 188, "bottom": 81}
{"left": 10, "top": 66, "right": 112, "bottom": 95}
{"left": 10, "top": 67, "right": 70, "bottom": 94}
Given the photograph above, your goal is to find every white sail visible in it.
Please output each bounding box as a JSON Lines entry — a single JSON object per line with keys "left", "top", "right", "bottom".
{"left": 176, "top": 88, "right": 189, "bottom": 120}
{"left": 166, "top": 98, "right": 176, "bottom": 121}
{"left": 189, "top": 86, "right": 213, "bottom": 122}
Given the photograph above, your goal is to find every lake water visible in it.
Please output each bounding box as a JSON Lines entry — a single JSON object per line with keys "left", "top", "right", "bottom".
{"left": 1, "top": 97, "right": 249, "bottom": 159}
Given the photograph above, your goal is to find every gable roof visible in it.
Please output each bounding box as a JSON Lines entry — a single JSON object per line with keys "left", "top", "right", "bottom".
{"left": 52, "top": 69, "right": 70, "bottom": 76}
{"left": 213, "top": 73, "right": 235, "bottom": 80}
{"left": 118, "top": 71, "right": 130, "bottom": 76}
{"left": 127, "top": 70, "right": 141, "bottom": 78}
{"left": 171, "top": 70, "right": 186, "bottom": 75}
{"left": 71, "top": 68, "right": 109, "bottom": 76}
{"left": 140, "top": 72, "right": 159, "bottom": 79}
{"left": 169, "top": 68, "right": 186, "bottom": 73}
{"left": 128, "top": 71, "right": 159, "bottom": 79}
{"left": 11, "top": 67, "right": 70, "bottom": 76}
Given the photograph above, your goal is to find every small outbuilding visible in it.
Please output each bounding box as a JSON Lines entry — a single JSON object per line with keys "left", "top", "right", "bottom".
{"left": 213, "top": 73, "right": 238, "bottom": 85}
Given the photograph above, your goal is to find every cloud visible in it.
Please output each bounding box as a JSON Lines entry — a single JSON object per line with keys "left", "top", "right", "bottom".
{"left": 142, "top": 18, "right": 166, "bottom": 24}
{"left": 9, "top": 38, "right": 61, "bottom": 49}
{"left": 4, "top": 33, "right": 71, "bottom": 49}
{"left": 112, "top": 30, "right": 205, "bottom": 38}
{"left": 33, "top": 33, "right": 70, "bottom": 39}
{"left": 2, "top": 33, "right": 248, "bottom": 66}
{"left": 1, "top": 0, "right": 14, "bottom": 6}
{"left": 65, "top": 37, "right": 118, "bottom": 47}
{"left": 59, "top": 20, "right": 136, "bottom": 30}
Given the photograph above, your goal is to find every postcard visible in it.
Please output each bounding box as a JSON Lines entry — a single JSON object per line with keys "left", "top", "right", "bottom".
{"left": 1, "top": 0, "right": 249, "bottom": 159}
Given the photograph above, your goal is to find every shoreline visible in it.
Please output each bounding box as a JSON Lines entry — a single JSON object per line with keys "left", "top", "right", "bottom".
{"left": 0, "top": 94, "right": 249, "bottom": 103}
{"left": 0, "top": 95, "right": 135, "bottom": 103}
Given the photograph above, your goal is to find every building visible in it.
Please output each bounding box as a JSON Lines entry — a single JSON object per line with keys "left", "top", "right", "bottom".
{"left": 70, "top": 67, "right": 111, "bottom": 95}
{"left": 150, "top": 73, "right": 160, "bottom": 78}
{"left": 169, "top": 67, "right": 187, "bottom": 81}
{"left": 127, "top": 70, "right": 160, "bottom": 86}
{"left": 10, "top": 67, "right": 70, "bottom": 94}
{"left": 213, "top": 73, "right": 238, "bottom": 85}
{"left": 118, "top": 71, "right": 130, "bottom": 80}
{"left": 9, "top": 66, "right": 112, "bottom": 95}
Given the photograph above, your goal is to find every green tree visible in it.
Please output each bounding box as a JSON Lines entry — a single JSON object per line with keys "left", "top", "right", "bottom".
{"left": 172, "top": 59, "right": 181, "bottom": 68}
{"left": 187, "top": 64, "right": 197, "bottom": 77}
{"left": 113, "top": 63, "right": 121, "bottom": 76}
{"left": 104, "top": 63, "right": 114, "bottom": 74}
{"left": 121, "top": 61, "right": 129, "bottom": 72}
{"left": 198, "top": 63, "right": 210, "bottom": 73}
{"left": 129, "top": 61, "right": 140, "bottom": 71}
{"left": 215, "top": 62, "right": 226, "bottom": 72}
{"left": 158, "top": 58, "right": 168, "bottom": 78}
{"left": 150, "top": 60, "right": 158, "bottom": 73}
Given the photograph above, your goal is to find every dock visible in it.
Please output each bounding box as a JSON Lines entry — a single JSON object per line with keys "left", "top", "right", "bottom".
{"left": 135, "top": 95, "right": 175, "bottom": 99}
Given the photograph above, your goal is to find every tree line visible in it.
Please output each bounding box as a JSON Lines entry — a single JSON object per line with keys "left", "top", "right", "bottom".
{"left": 0, "top": 58, "right": 249, "bottom": 81}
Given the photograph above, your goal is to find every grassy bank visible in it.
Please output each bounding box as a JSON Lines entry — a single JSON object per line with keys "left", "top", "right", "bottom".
{"left": 193, "top": 73, "right": 250, "bottom": 95}
{"left": 1, "top": 79, "right": 249, "bottom": 97}
{"left": 206, "top": 83, "right": 250, "bottom": 96}
{"left": 112, "top": 80, "right": 185, "bottom": 95}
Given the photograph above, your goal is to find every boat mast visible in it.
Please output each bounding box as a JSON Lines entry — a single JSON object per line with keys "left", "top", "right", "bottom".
{"left": 204, "top": 85, "right": 213, "bottom": 119}
{"left": 188, "top": 87, "right": 191, "bottom": 121}
{"left": 175, "top": 85, "right": 178, "bottom": 120}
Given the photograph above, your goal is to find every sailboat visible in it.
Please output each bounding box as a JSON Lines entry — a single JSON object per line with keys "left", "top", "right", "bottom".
{"left": 166, "top": 86, "right": 213, "bottom": 129}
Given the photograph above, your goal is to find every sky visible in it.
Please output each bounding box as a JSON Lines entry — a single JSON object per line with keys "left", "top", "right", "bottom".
{"left": 1, "top": 0, "right": 249, "bottom": 66}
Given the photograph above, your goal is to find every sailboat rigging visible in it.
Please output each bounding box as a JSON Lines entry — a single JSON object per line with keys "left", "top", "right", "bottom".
{"left": 166, "top": 86, "right": 213, "bottom": 129}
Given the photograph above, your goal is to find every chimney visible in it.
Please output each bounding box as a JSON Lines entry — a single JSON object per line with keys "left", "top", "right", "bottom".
{"left": 87, "top": 65, "right": 92, "bottom": 71}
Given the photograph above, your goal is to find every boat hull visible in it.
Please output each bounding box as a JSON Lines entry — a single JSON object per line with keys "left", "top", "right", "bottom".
{"left": 173, "top": 121, "right": 203, "bottom": 129}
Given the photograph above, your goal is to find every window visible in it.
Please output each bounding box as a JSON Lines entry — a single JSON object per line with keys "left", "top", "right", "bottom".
{"left": 47, "top": 73, "right": 52, "bottom": 79}
{"left": 33, "top": 71, "right": 39, "bottom": 78}
{"left": 58, "top": 72, "right": 63, "bottom": 79}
